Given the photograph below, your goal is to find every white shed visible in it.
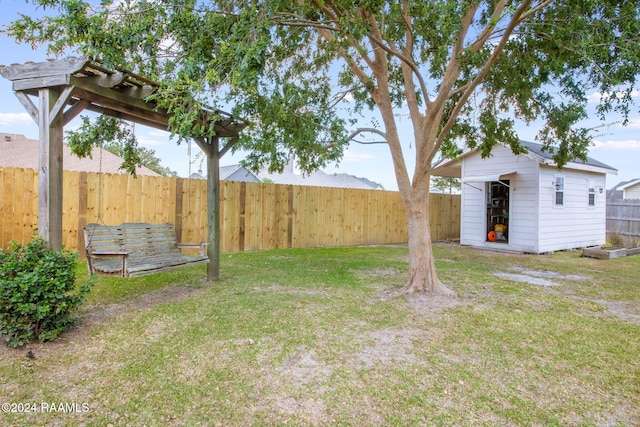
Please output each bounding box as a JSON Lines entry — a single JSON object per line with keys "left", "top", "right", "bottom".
{"left": 433, "top": 140, "right": 617, "bottom": 253}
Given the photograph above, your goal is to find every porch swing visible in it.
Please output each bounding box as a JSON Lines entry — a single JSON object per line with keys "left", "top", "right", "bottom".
{"left": 83, "top": 136, "right": 209, "bottom": 278}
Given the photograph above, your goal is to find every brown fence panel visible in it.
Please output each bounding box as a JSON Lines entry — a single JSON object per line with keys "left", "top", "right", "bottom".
{"left": 0, "top": 166, "right": 460, "bottom": 254}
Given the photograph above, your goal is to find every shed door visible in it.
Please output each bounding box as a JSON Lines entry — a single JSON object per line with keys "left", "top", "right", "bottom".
{"left": 486, "top": 180, "right": 509, "bottom": 243}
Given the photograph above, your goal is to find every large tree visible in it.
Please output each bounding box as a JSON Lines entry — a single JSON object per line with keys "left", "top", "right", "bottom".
{"left": 7, "top": 0, "right": 639, "bottom": 294}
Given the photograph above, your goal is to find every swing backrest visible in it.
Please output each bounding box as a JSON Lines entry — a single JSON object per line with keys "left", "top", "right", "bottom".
{"left": 84, "top": 223, "right": 181, "bottom": 258}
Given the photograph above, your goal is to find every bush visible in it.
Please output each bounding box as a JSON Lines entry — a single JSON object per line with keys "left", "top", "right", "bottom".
{"left": 0, "top": 237, "right": 94, "bottom": 347}
{"left": 606, "top": 232, "right": 625, "bottom": 249}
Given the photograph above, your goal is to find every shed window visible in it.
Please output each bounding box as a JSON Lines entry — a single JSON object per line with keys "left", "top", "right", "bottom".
{"left": 588, "top": 181, "right": 596, "bottom": 206}
{"left": 554, "top": 176, "right": 564, "bottom": 206}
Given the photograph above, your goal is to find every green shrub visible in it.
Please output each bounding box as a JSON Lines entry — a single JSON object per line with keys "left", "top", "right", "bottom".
{"left": 0, "top": 237, "right": 94, "bottom": 347}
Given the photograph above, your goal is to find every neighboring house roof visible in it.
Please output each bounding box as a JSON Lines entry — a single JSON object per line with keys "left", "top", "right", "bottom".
{"left": 189, "top": 164, "right": 261, "bottom": 182}
{"left": 259, "top": 162, "right": 383, "bottom": 190}
{"left": 618, "top": 178, "right": 640, "bottom": 191}
{"left": 353, "top": 176, "right": 385, "bottom": 190}
{"left": 608, "top": 178, "right": 640, "bottom": 200}
{"left": 0, "top": 132, "right": 160, "bottom": 176}
{"left": 220, "top": 164, "right": 261, "bottom": 182}
{"left": 432, "top": 140, "right": 617, "bottom": 178}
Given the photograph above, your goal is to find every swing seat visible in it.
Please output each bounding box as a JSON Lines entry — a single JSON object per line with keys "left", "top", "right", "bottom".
{"left": 83, "top": 223, "right": 209, "bottom": 278}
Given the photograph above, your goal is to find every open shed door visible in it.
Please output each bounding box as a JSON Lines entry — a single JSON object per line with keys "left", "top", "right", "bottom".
{"left": 486, "top": 180, "right": 510, "bottom": 243}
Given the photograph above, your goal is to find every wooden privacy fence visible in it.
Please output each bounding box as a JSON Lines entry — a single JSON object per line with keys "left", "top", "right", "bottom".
{"left": 607, "top": 200, "right": 640, "bottom": 244}
{"left": 0, "top": 167, "right": 460, "bottom": 255}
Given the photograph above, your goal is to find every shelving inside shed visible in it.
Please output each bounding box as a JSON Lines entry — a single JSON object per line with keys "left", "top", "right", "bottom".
{"left": 486, "top": 180, "right": 510, "bottom": 243}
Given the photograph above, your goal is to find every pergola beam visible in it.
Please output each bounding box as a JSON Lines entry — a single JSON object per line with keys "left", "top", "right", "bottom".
{"left": 49, "top": 85, "right": 75, "bottom": 123}
{"left": 83, "top": 103, "right": 170, "bottom": 132}
{"left": 63, "top": 100, "right": 90, "bottom": 126}
{"left": 15, "top": 91, "right": 39, "bottom": 123}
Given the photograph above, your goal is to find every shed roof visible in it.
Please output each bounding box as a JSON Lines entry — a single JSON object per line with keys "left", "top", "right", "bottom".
{"left": 432, "top": 140, "right": 617, "bottom": 178}
{"left": 518, "top": 140, "right": 616, "bottom": 172}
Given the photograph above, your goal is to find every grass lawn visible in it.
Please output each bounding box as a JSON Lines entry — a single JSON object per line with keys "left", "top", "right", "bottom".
{"left": 1, "top": 243, "right": 639, "bottom": 426}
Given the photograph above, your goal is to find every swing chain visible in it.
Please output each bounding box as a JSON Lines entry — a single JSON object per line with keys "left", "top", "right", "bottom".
{"left": 184, "top": 139, "right": 204, "bottom": 244}
{"left": 96, "top": 141, "right": 104, "bottom": 223}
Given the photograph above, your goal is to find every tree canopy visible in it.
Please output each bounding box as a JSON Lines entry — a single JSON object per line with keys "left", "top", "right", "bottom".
{"left": 6, "top": 0, "right": 640, "bottom": 293}
{"left": 9, "top": 1, "right": 639, "bottom": 172}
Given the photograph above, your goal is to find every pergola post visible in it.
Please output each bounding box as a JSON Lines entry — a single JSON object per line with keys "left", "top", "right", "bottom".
{"left": 207, "top": 136, "right": 221, "bottom": 281}
{"left": 38, "top": 87, "right": 66, "bottom": 250}
{"left": 195, "top": 136, "right": 221, "bottom": 282}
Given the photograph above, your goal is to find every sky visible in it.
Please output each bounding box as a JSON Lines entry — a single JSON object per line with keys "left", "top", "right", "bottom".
{"left": 0, "top": 0, "right": 638, "bottom": 191}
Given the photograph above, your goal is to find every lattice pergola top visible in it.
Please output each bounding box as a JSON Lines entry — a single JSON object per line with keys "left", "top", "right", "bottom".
{"left": 0, "top": 57, "right": 246, "bottom": 138}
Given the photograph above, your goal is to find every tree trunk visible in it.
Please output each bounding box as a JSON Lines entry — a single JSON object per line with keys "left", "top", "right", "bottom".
{"left": 400, "top": 195, "right": 456, "bottom": 296}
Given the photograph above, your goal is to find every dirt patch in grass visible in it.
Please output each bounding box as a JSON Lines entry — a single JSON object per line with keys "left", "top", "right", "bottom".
{"left": 280, "top": 347, "right": 334, "bottom": 385}
{"left": 560, "top": 295, "right": 640, "bottom": 325}
{"left": 253, "top": 327, "right": 434, "bottom": 424}
{"left": 84, "top": 283, "right": 209, "bottom": 324}
{"left": 274, "top": 396, "right": 329, "bottom": 424}
{"left": 249, "top": 346, "right": 334, "bottom": 425}
{"left": 511, "top": 266, "right": 588, "bottom": 281}
{"left": 495, "top": 272, "right": 561, "bottom": 286}
{"left": 403, "top": 293, "right": 462, "bottom": 318}
{"left": 491, "top": 266, "right": 640, "bottom": 324}
{"left": 595, "top": 300, "right": 640, "bottom": 324}
{"left": 495, "top": 266, "right": 588, "bottom": 287}
{"left": 355, "top": 328, "right": 426, "bottom": 368}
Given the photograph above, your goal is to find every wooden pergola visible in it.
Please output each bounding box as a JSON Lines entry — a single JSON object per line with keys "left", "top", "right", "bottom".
{"left": 0, "top": 57, "right": 247, "bottom": 280}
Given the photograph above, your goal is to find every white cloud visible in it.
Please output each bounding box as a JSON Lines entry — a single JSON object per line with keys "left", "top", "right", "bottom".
{"left": 137, "top": 136, "right": 166, "bottom": 147}
{"left": 342, "top": 150, "right": 376, "bottom": 162}
{"left": 591, "top": 139, "right": 640, "bottom": 150}
{"left": 148, "top": 129, "right": 171, "bottom": 137}
{"left": 0, "top": 112, "right": 33, "bottom": 126}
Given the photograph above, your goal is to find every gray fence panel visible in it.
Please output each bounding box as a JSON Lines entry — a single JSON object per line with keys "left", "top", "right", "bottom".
{"left": 607, "top": 200, "right": 640, "bottom": 242}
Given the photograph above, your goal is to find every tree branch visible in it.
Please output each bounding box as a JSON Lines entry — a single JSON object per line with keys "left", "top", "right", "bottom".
{"left": 433, "top": 0, "right": 535, "bottom": 164}
{"left": 468, "top": 0, "right": 508, "bottom": 52}
{"left": 307, "top": 0, "right": 377, "bottom": 87}
{"left": 347, "top": 128, "right": 388, "bottom": 144}
{"left": 385, "top": 0, "right": 427, "bottom": 152}
{"left": 518, "top": 0, "right": 553, "bottom": 22}
{"left": 433, "top": 3, "right": 479, "bottom": 112}
{"left": 328, "top": 87, "right": 358, "bottom": 108}
{"left": 358, "top": 7, "right": 412, "bottom": 193}
{"left": 272, "top": 13, "right": 339, "bottom": 32}
{"left": 414, "top": 3, "right": 479, "bottom": 177}
{"left": 366, "top": 27, "right": 430, "bottom": 110}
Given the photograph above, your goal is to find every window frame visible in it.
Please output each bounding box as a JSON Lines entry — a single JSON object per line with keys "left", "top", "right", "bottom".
{"left": 588, "top": 180, "right": 596, "bottom": 207}
{"left": 554, "top": 175, "right": 565, "bottom": 207}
